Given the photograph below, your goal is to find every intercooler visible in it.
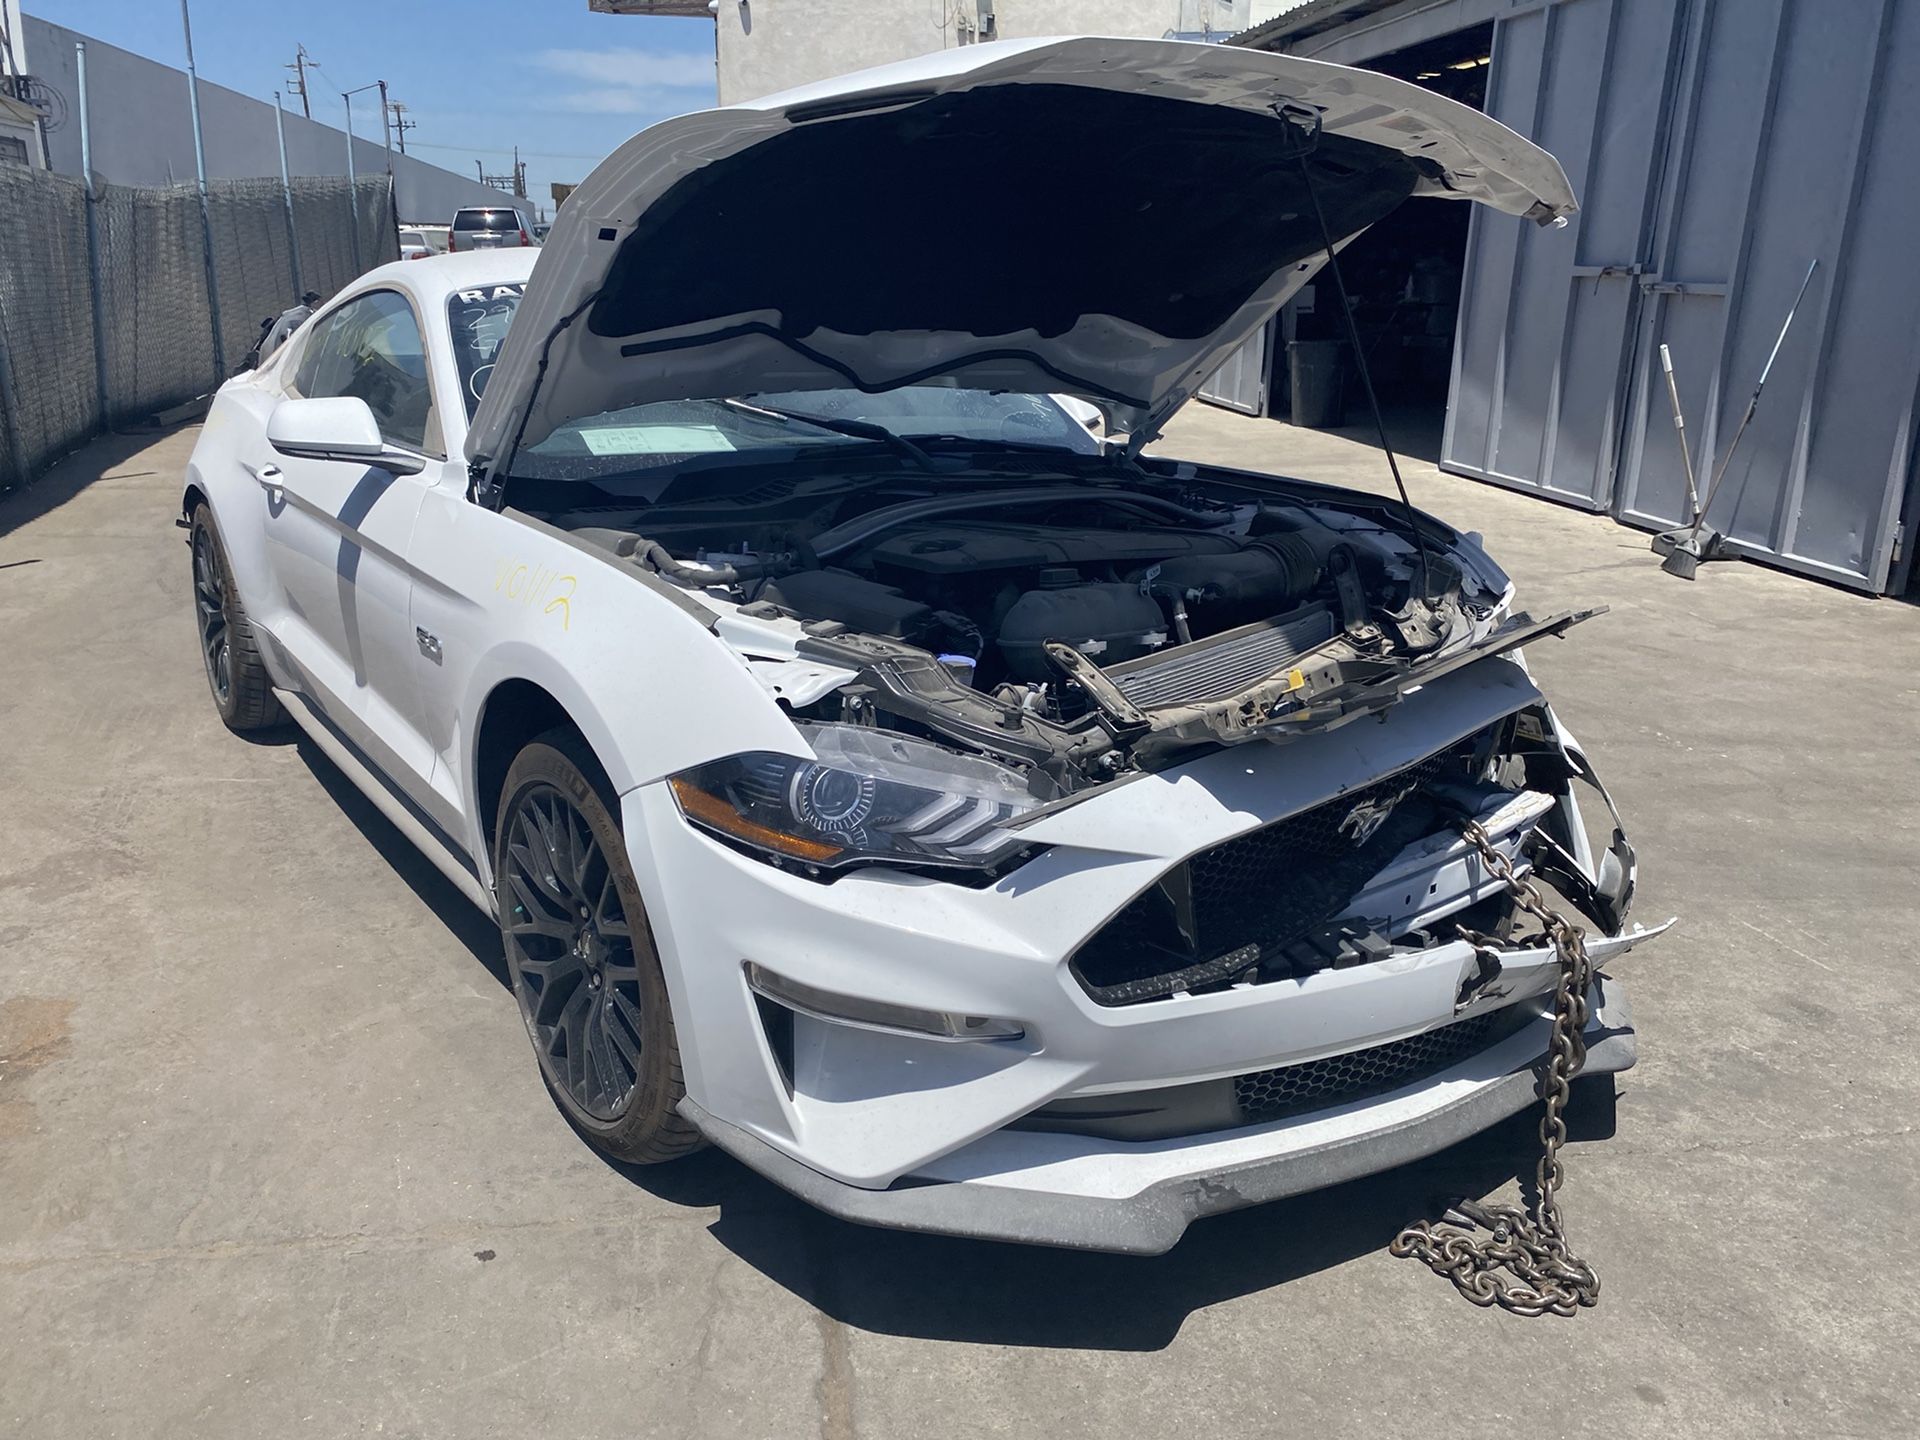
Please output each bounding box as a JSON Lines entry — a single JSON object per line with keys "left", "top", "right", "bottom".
{"left": 1103, "top": 604, "right": 1339, "bottom": 709}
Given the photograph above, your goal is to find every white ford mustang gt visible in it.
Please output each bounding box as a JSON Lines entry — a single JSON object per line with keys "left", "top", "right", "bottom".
{"left": 181, "top": 38, "right": 1666, "bottom": 1253}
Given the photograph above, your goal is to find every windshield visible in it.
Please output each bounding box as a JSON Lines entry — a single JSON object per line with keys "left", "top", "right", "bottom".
{"left": 445, "top": 288, "right": 1100, "bottom": 471}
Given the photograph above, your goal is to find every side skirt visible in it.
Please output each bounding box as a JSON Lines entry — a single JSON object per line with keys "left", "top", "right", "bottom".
{"left": 276, "top": 688, "right": 496, "bottom": 917}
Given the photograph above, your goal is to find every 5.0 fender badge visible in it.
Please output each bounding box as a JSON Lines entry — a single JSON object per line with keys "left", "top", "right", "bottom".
{"left": 1338, "top": 778, "right": 1417, "bottom": 845}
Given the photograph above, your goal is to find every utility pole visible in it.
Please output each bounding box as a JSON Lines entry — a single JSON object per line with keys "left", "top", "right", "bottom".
{"left": 387, "top": 101, "right": 414, "bottom": 155}
{"left": 272, "top": 91, "right": 302, "bottom": 298}
{"left": 285, "top": 43, "right": 315, "bottom": 120}
{"left": 180, "top": 0, "right": 225, "bottom": 378}
{"left": 481, "top": 151, "right": 525, "bottom": 198}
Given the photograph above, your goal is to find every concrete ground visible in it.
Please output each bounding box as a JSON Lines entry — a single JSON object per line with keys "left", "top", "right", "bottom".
{"left": 1, "top": 404, "right": 1915, "bottom": 1439}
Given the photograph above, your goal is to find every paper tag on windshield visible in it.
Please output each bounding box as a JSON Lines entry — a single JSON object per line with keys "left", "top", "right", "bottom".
{"left": 579, "top": 425, "right": 736, "bottom": 456}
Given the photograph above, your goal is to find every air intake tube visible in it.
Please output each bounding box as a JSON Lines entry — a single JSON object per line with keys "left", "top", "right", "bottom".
{"left": 1135, "top": 533, "right": 1320, "bottom": 626}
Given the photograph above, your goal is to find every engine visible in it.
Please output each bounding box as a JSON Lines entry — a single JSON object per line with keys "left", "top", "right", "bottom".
{"left": 755, "top": 516, "right": 1345, "bottom": 694}
{"left": 561, "top": 476, "right": 1495, "bottom": 787}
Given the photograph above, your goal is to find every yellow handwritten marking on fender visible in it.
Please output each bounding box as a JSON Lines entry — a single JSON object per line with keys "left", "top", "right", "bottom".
{"left": 493, "top": 557, "right": 577, "bottom": 630}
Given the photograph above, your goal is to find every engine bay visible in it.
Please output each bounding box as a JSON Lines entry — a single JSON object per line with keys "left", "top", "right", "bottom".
{"left": 541, "top": 457, "right": 1588, "bottom": 798}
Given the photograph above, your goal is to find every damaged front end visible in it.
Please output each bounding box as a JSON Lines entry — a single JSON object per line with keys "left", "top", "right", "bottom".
{"left": 574, "top": 453, "right": 1641, "bottom": 955}
{"left": 1059, "top": 697, "right": 1640, "bottom": 1014}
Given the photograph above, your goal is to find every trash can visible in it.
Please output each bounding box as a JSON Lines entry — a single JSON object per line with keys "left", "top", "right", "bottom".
{"left": 1287, "top": 339, "right": 1347, "bottom": 428}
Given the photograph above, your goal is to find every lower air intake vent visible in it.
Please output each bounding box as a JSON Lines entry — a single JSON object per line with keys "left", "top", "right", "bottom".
{"left": 1234, "top": 1009, "right": 1510, "bottom": 1124}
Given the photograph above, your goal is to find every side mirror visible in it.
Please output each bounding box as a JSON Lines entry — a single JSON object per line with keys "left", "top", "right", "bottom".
{"left": 266, "top": 397, "right": 426, "bottom": 476}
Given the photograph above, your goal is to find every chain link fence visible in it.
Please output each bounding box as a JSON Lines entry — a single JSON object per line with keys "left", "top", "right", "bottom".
{"left": 0, "top": 168, "right": 397, "bottom": 494}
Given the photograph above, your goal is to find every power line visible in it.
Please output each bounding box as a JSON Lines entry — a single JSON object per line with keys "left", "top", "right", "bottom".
{"left": 406, "top": 139, "right": 607, "bottom": 162}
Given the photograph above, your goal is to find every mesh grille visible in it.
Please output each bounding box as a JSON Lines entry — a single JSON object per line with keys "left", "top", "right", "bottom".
{"left": 1071, "top": 746, "right": 1467, "bottom": 1006}
{"left": 1234, "top": 1009, "right": 1511, "bottom": 1123}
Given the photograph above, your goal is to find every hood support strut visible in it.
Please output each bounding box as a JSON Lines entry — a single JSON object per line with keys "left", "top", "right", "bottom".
{"left": 1282, "top": 102, "right": 1433, "bottom": 599}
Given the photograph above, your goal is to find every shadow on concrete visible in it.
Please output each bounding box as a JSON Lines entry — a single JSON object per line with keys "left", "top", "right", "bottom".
{"left": 0, "top": 426, "right": 185, "bottom": 541}
{"left": 1269, "top": 401, "right": 1443, "bottom": 467}
{"left": 292, "top": 732, "right": 511, "bottom": 993}
{"left": 594, "top": 1093, "right": 1621, "bottom": 1350}
{"left": 1331, "top": 406, "right": 1446, "bottom": 466}
{"left": 670, "top": 1112, "right": 1546, "bottom": 1350}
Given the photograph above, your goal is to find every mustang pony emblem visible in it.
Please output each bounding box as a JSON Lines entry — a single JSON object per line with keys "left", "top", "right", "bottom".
{"left": 1338, "top": 779, "right": 1418, "bottom": 845}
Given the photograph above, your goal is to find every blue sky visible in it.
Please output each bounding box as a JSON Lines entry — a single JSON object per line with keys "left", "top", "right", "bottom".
{"left": 44, "top": 0, "right": 719, "bottom": 214}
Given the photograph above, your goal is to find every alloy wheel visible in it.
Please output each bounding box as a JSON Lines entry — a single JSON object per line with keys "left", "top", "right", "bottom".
{"left": 192, "top": 526, "right": 232, "bottom": 703}
{"left": 500, "top": 783, "right": 643, "bottom": 1121}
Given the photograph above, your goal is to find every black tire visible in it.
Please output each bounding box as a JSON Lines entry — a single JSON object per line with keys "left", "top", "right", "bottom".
{"left": 189, "top": 502, "right": 285, "bottom": 732}
{"left": 494, "top": 730, "right": 701, "bottom": 1164}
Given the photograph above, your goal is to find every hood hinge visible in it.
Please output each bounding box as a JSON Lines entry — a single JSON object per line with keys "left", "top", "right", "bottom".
{"left": 468, "top": 459, "right": 505, "bottom": 511}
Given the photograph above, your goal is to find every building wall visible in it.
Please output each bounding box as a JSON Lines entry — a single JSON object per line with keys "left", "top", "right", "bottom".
{"left": 23, "top": 15, "right": 517, "bottom": 222}
{"left": 1240, "top": 0, "right": 1920, "bottom": 594}
{"left": 712, "top": 0, "right": 1287, "bottom": 103}
{"left": 0, "top": 101, "right": 36, "bottom": 166}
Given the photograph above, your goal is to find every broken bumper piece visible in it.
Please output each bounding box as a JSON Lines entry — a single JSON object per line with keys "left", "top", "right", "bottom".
{"left": 679, "top": 971, "right": 1649, "bottom": 1255}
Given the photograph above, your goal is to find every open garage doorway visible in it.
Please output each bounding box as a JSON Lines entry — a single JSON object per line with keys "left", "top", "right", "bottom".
{"left": 1257, "top": 23, "right": 1493, "bottom": 463}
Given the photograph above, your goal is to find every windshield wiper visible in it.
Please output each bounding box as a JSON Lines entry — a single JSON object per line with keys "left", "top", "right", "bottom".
{"left": 724, "top": 396, "right": 940, "bottom": 472}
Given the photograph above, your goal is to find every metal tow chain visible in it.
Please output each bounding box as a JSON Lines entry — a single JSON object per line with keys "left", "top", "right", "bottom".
{"left": 1389, "top": 818, "right": 1602, "bottom": 1317}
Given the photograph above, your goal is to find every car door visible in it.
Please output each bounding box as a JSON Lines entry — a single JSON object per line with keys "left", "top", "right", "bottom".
{"left": 247, "top": 288, "right": 445, "bottom": 802}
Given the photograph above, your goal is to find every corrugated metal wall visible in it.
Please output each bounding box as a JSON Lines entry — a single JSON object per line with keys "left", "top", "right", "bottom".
{"left": 1274, "top": 0, "right": 1920, "bottom": 593}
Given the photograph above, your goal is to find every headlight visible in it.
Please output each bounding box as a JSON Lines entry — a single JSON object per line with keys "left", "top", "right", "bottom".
{"left": 667, "top": 723, "right": 1042, "bottom": 877}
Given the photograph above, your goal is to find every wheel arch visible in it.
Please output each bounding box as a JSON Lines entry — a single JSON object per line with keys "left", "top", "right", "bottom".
{"left": 473, "top": 675, "right": 612, "bottom": 860}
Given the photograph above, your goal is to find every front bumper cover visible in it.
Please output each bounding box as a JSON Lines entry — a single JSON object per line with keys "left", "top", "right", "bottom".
{"left": 679, "top": 981, "right": 1636, "bottom": 1255}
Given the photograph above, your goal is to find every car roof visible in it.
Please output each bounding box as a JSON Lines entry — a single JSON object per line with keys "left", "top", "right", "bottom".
{"left": 347, "top": 248, "right": 539, "bottom": 309}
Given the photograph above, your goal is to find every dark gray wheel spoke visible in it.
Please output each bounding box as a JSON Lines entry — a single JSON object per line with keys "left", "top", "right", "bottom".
{"left": 509, "top": 816, "right": 571, "bottom": 908}
{"left": 500, "top": 778, "right": 643, "bottom": 1122}
{"left": 503, "top": 907, "right": 573, "bottom": 943}
{"left": 192, "top": 530, "right": 233, "bottom": 701}
{"left": 506, "top": 868, "right": 572, "bottom": 934}
{"left": 600, "top": 951, "right": 640, "bottom": 985}
{"left": 555, "top": 983, "right": 593, "bottom": 1090}
{"left": 609, "top": 985, "right": 645, "bottom": 1033}
{"left": 603, "top": 1002, "right": 642, "bottom": 1070}
{"left": 593, "top": 871, "right": 630, "bottom": 939}
{"left": 586, "top": 1012, "right": 624, "bottom": 1106}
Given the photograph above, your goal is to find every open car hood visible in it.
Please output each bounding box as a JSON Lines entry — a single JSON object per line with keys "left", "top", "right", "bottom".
{"left": 465, "top": 37, "right": 1575, "bottom": 472}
